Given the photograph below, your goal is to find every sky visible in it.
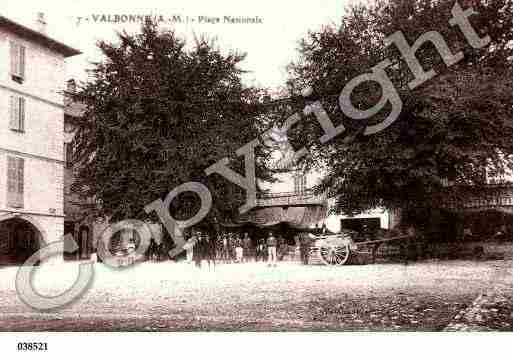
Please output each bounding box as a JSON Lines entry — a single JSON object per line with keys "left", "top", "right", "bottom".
{"left": 2, "top": 0, "right": 347, "bottom": 89}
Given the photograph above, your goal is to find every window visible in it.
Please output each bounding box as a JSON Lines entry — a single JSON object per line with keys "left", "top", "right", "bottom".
{"left": 7, "top": 157, "right": 24, "bottom": 208}
{"left": 294, "top": 172, "right": 307, "bottom": 194}
{"left": 64, "top": 142, "right": 73, "bottom": 168}
{"left": 10, "top": 41, "right": 26, "bottom": 82}
{"left": 161, "top": 149, "right": 172, "bottom": 162}
{"left": 9, "top": 96, "right": 25, "bottom": 132}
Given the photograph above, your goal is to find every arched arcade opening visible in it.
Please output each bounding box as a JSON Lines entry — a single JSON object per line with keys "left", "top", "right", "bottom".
{"left": 0, "top": 216, "right": 43, "bottom": 265}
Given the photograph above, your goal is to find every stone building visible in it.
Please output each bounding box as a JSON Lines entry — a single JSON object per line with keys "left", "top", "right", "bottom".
{"left": 263, "top": 128, "right": 390, "bottom": 233}
{"left": 0, "top": 14, "right": 80, "bottom": 265}
{"left": 62, "top": 79, "right": 101, "bottom": 260}
{"left": 224, "top": 127, "right": 391, "bottom": 246}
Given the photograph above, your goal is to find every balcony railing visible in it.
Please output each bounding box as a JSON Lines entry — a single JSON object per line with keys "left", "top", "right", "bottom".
{"left": 440, "top": 184, "right": 513, "bottom": 211}
{"left": 256, "top": 190, "right": 327, "bottom": 207}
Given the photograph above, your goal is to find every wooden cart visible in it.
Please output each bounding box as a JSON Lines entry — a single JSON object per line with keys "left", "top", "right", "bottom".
{"left": 308, "top": 231, "right": 415, "bottom": 265}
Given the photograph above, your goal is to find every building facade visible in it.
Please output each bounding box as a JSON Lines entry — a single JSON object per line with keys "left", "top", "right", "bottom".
{"left": 0, "top": 15, "right": 80, "bottom": 265}
{"left": 63, "top": 80, "right": 100, "bottom": 260}
{"left": 259, "top": 168, "right": 391, "bottom": 233}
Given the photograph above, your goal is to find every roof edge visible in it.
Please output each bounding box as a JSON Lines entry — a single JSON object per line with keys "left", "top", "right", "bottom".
{"left": 0, "top": 15, "right": 81, "bottom": 57}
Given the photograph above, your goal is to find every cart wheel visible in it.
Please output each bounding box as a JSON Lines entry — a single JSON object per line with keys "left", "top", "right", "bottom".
{"left": 319, "top": 244, "right": 350, "bottom": 266}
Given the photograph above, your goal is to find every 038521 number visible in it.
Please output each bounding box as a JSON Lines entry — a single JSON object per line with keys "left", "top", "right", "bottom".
{"left": 17, "top": 342, "right": 48, "bottom": 351}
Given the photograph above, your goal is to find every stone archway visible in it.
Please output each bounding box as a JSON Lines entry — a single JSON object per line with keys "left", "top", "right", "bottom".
{"left": 0, "top": 215, "right": 45, "bottom": 265}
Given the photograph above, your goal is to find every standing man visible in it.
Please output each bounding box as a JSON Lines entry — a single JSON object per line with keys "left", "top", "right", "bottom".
{"left": 192, "top": 230, "right": 203, "bottom": 267}
{"left": 155, "top": 238, "right": 163, "bottom": 262}
{"left": 242, "top": 232, "right": 253, "bottom": 262}
{"left": 266, "top": 231, "right": 277, "bottom": 267}
{"left": 220, "top": 232, "right": 228, "bottom": 262}
{"left": 228, "top": 232, "right": 236, "bottom": 262}
{"left": 256, "top": 237, "right": 265, "bottom": 262}
{"left": 299, "top": 233, "right": 310, "bottom": 265}
{"left": 277, "top": 234, "right": 286, "bottom": 261}
{"left": 216, "top": 232, "right": 224, "bottom": 262}
{"left": 235, "top": 233, "right": 243, "bottom": 263}
{"left": 204, "top": 231, "right": 216, "bottom": 269}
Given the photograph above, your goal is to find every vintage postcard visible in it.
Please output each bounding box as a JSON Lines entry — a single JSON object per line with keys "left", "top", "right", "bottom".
{"left": 0, "top": 0, "right": 512, "bottom": 357}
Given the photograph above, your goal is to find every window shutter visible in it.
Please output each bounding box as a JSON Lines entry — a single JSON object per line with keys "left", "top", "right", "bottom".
{"left": 64, "top": 143, "right": 74, "bottom": 168}
{"left": 6, "top": 157, "right": 17, "bottom": 207}
{"left": 68, "top": 143, "right": 74, "bottom": 167}
{"left": 9, "top": 42, "right": 25, "bottom": 79}
{"left": 19, "top": 45, "right": 26, "bottom": 79}
{"left": 17, "top": 158, "right": 24, "bottom": 208}
{"left": 19, "top": 97, "right": 25, "bottom": 131}
{"left": 10, "top": 41, "right": 18, "bottom": 76}
{"left": 14, "top": 97, "right": 20, "bottom": 129}
{"left": 6, "top": 157, "right": 24, "bottom": 208}
{"left": 9, "top": 96, "right": 17, "bottom": 129}
{"left": 8, "top": 96, "right": 25, "bottom": 131}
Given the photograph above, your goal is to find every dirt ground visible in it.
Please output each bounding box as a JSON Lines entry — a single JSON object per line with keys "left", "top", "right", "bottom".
{"left": 1, "top": 259, "right": 512, "bottom": 331}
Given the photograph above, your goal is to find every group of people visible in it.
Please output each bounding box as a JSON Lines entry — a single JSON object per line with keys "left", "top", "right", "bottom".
{"left": 183, "top": 230, "right": 293, "bottom": 267}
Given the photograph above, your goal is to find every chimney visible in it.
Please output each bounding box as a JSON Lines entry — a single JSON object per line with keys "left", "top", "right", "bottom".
{"left": 36, "top": 12, "right": 47, "bottom": 34}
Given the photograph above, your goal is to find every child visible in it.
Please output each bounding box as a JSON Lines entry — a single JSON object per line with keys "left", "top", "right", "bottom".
{"left": 184, "top": 231, "right": 197, "bottom": 264}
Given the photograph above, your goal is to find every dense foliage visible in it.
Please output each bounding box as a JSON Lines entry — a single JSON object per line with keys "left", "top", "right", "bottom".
{"left": 288, "top": 0, "right": 513, "bottom": 221}
{"left": 72, "top": 21, "right": 272, "bottom": 228}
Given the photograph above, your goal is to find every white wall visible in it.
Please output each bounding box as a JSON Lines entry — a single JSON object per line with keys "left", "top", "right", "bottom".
{"left": 0, "top": 27, "right": 67, "bottom": 250}
{"left": 0, "top": 29, "right": 66, "bottom": 105}
{"left": 324, "top": 208, "right": 390, "bottom": 233}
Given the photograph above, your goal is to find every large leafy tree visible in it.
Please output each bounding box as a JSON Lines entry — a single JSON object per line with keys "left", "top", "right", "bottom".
{"left": 72, "top": 21, "right": 272, "bottom": 232}
{"left": 287, "top": 0, "right": 513, "bottom": 226}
